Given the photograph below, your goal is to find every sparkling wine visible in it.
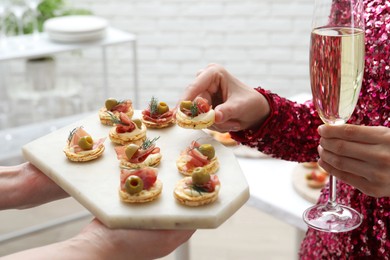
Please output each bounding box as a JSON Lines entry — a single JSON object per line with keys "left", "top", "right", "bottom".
{"left": 310, "top": 27, "right": 365, "bottom": 125}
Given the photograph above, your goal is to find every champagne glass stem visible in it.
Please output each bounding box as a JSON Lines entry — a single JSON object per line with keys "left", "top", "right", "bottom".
{"left": 0, "top": 15, "right": 6, "bottom": 47}
{"left": 17, "top": 18, "right": 23, "bottom": 35}
{"left": 27, "top": 0, "right": 40, "bottom": 38}
{"left": 10, "top": 7, "right": 25, "bottom": 36}
{"left": 329, "top": 175, "right": 336, "bottom": 205}
{"left": 325, "top": 174, "right": 338, "bottom": 209}
{"left": 31, "top": 9, "right": 39, "bottom": 37}
{"left": 10, "top": 1, "right": 28, "bottom": 49}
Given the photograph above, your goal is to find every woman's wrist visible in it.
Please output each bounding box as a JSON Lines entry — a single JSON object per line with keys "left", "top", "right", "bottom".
{"left": 252, "top": 90, "right": 270, "bottom": 129}
{"left": 241, "top": 88, "right": 270, "bottom": 130}
{"left": 65, "top": 233, "right": 109, "bottom": 260}
{"left": 0, "top": 164, "right": 25, "bottom": 210}
{"left": 0, "top": 162, "right": 68, "bottom": 210}
{"left": 1, "top": 234, "right": 105, "bottom": 260}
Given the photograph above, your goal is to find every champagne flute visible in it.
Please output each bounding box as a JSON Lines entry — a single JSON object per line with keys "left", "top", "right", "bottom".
{"left": 9, "top": 0, "right": 27, "bottom": 36}
{"left": 9, "top": 0, "right": 28, "bottom": 49}
{"left": 26, "top": 0, "right": 41, "bottom": 39}
{"left": 303, "top": 0, "right": 365, "bottom": 232}
{"left": 0, "top": 0, "right": 10, "bottom": 48}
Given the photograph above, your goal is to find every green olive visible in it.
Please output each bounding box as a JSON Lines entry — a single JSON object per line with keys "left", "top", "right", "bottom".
{"left": 125, "top": 175, "right": 144, "bottom": 194}
{"left": 105, "top": 98, "right": 118, "bottom": 111}
{"left": 125, "top": 144, "right": 139, "bottom": 160}
{"left": 180, "top": 100, "right": 192, "bottom": 110}
{"left": 157, "top": 102, "right": 169, "bottom": 114}
{"left": 198, "top": 144, "right": 215, "bottom": 160}
{"left": 133, "top": 118, "right": 143, "bottom": 129}
{"left": 192, "top": 167, "right": 211, "bottom": 185}
{"left": 78, "top": 136, "right": 93, "bottom": 150}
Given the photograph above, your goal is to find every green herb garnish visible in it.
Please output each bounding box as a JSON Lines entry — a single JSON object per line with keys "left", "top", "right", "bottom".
{"left": 67, "top": 127, "right": 79, "bottom": 143}
{"left": 189, "top": 184, "right": 206, "bottom": 196}
{"left": 141, "top": 136, "right": 160, "bottom": 150}
{"left": 107, "top": 112, "right": 127, "bottom": 125}
{"left": 149, "top": 96, "right": 158, "bottom": 116}
{"left": 190, "top": 102, "right": 198, "bottom": 118}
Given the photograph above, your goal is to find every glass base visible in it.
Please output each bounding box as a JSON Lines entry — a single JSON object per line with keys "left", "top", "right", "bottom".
{"left": 303, "top": 203, "right": 363, "bottom": 233}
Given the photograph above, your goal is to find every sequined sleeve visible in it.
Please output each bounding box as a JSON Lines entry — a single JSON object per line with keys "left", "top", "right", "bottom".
{"left": 230, "top": 87, "right": 323, "bottom": 162}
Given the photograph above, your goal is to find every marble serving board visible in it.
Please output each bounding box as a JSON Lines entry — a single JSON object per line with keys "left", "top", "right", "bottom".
{"left": 22, "top": 111, "right": 250, "bottom": 229}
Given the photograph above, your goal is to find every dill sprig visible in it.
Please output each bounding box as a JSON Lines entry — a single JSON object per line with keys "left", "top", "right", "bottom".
{"left": 190, "top": 102, "right": 198, "bottom": 118}
{"left": 149, "top": 96, "right": 158, "bottom": 116}
{"left": 141, "top": 136, "right": 160, "bottom": 150}
{"left": 67, "top": 127, "right": 79, "bottom": 143}
{"left": 190, "top": 184, "right": 206, "bottom": 195}
{"left": 107, "top": 112, "right": 126, "bottom": 125}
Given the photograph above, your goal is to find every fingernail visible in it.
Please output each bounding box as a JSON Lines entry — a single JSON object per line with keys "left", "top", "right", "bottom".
{"left": 215, "top": 110, "right": 223, "bottom": 123}
{"left": 230, "top": 125, "right": 240, "bottom": 132}
{"left": 318, "top": 124, "right": 324, "bottom": 135}
{"left": 317, "top": 145, "right": 323, "bottom": 154}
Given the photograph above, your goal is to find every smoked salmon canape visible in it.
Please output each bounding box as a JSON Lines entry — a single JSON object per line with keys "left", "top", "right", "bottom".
{"left": 174, "top": 167, "right": 220, "bottom": 207}
{"left": 305, "top": 169, "right": 329, "bottom": 189}
{"left": 175, "top": 97, "right": 215, "bottom": 129}
{"left": 176, "top": 140, "right": 219, "bottom": 176}
{"left": 302, "top": 161, "right": 318, "bottom": 168}
{"left": 64, "top": 126, "right": 106, "bottom": 162}
{"left": 119, "top": 167, "right": 163, "bottom": 203}
{"left": 108, "top": 112, "right": 147, "bottom": 146}
{"left": 207, "top": 130, "right": 238, "bottom": 147}
{"left": 99, "top": 98, "right": 134, "bottom": 126}
{"left": 141, "top": 97, "right": 175, "bottom": 129}
{"left": 114, "top": 137, "right": 162, "bottom": 169}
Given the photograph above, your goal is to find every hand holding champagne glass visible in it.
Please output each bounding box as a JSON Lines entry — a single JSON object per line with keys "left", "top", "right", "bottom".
{"left": 303, "top": 0, "right": 365, "bottom": 232}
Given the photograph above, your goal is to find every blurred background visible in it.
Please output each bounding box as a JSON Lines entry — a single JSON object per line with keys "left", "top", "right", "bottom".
{"left": 1, "top": 0, "right": 313, "bottom": 129}
{"left": 0, "top": 0, "right": 312, "bottom": 258}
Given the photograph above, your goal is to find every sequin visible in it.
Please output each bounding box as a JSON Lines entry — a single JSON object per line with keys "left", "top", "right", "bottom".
{"left": 230, "top": 0, "right": 390, "bottom": 258}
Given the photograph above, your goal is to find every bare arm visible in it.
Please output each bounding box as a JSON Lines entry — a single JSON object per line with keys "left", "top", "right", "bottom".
{"left": 2, "top": 219, "right": 194, "bottom": 260}
{"left": 0, "top": 164, "right": 195, "bottom": 259}
{"left": 0, "top": 162, "right": 68, "bottom": 210}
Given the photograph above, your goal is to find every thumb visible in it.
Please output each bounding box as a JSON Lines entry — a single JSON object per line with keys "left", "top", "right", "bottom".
{"left": 214, "top": 102, "right": 235, "bottom": 124}
{"left": 213, "top": 103, "right": 241, "bottom": 132}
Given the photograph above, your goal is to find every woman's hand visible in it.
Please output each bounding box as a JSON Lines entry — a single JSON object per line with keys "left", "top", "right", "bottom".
{"left": 0, "top": 162, "right": 68, "bottom": 210}
{"left": 75, "top": 219, "right": 195, "bottom": 260}
{"left": 3, "top": 218, "right": 195, "bottom": 260}
{"left": 180, "top": 63, "right": 270, "bottom": 132}
{"left": 0, "top": 163, "right": 195, "bottom": 260}
{"left": 317, "top": 124, "right": 390, "bottom": 198}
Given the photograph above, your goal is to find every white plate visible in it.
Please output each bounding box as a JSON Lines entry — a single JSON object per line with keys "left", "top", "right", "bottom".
{"left": 22, "top": 111, "right": 249, "bottom": 229}
{"left": 291, "top": 164, "right": 327, "bottom": 204}
{"left": 44, "top": 15, "right": 108, "bottom": 34}
{"left": 46, "top": 29, "right": 106, "bottom": 43}
{"left": 44, "top": 15, "right": 108, "bottom": 43}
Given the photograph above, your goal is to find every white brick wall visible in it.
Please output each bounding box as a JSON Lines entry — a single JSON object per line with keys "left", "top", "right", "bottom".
{"left": 2, "top": 0, "right": 315, "bottom": 128}
{"left": 67, "top": 0, "right": 314, "bottom": 109}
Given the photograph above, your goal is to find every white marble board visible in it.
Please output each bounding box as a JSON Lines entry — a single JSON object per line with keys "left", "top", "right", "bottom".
{"left": 22, "top": 111, "right": 250, "bottom": 229}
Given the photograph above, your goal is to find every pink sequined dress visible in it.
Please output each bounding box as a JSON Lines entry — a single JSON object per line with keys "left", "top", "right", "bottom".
{"left": 231, "top": 0, "right": 390, "bottom": 258}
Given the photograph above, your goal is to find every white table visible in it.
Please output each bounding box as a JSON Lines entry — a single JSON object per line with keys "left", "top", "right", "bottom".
{"left": 0, "top": 27, "right": 139, "bottom": 107}
{"left": 175, "top": 156, "right": 314, "bottom": 260}
{"left": 238, "top": 156, "right": 314, "bottom": 256}
{"left": 239, "top": 157, "right": 312, "bottom": 231}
